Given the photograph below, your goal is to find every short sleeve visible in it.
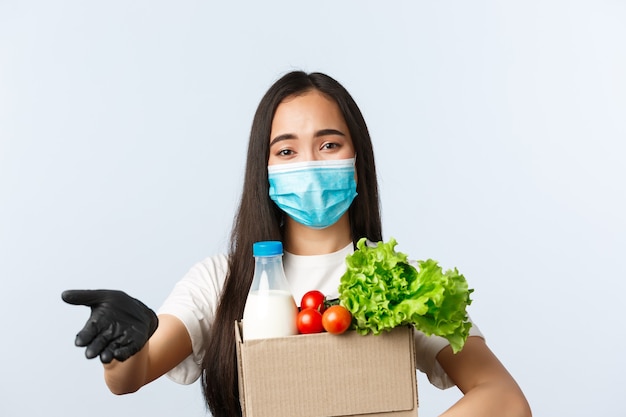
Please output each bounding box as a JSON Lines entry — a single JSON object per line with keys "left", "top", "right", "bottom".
{"left": 157, "top": 254, "right": 229, "bottom": 385}
{"left": 413, "top": 318, "right": 484, "bottom": 389}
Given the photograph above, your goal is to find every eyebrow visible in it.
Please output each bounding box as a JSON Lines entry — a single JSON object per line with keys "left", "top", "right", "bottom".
{"left": 270, "top": 129, "right": 346, "bottom": 147}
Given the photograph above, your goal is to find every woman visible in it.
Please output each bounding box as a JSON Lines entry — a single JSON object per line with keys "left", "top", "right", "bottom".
{"left": 63, "top": 71, "right": 531, "bottom": 417}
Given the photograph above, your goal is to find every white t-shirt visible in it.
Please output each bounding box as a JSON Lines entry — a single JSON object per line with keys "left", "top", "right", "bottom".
{"left": 157, "top": 243, "right": 483, "bottom": 389}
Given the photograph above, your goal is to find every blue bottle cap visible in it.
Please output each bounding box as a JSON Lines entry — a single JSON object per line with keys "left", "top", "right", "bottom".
{"left": 252, "top": 241, "right": 283, "bottom": 257}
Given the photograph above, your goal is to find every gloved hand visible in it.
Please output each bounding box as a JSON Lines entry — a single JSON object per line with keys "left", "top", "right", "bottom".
{"left": 61, "top": 289, "right": 158, "bottom": 364}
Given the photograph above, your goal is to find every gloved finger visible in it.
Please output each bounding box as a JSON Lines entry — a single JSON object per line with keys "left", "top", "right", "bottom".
{"left": 84, "top": 325, "right": 115, "bottom": 360}
{"left": 74, "top": 308, "right": 112, "bottom": 346}
{"left": 100, "top": 347, "right": 115, "bottom": 364}
{"left": 112, "top": 343, "right": 141, "bottom": 362}
{"left": 74, "top": 320, "right": 100, "bottom": 347}
{"left": 62, "top": 289, "right": 109, "bottom": 307}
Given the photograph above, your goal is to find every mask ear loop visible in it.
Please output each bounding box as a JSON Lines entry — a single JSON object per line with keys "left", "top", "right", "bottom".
{"left": 270, "top": 196, "right": 286, "bottom": 228}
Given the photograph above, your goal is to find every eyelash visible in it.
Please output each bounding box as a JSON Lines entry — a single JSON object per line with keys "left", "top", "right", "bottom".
{"left": 277, "top": 149, "right": 293, "bottom": 156}
{"left": 273, "top": 142, "right": 341, "bottom": 157}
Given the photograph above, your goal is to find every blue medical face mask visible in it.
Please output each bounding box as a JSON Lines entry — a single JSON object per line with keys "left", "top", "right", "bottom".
{"left": 268, "top": 158, "right": 358, "bottom": 229}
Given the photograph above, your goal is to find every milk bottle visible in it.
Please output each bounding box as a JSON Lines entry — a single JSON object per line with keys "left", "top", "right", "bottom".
{"left": 242, "top": 241, "right": 298, "bottom": 340}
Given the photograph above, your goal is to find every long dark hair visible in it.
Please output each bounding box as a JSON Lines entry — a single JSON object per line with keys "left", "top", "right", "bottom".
{"left": 201, "top": 71, "right": 383, "bottom": 417}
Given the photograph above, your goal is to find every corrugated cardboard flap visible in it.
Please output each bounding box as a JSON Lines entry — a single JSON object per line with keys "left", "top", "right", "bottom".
{"left": 236, "top": 323, "right": 417, "bottom": 417}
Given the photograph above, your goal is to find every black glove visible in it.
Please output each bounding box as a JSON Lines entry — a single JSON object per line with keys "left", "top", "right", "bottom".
{"left": 62, "top": 289, "right": 158, "bottom": 364}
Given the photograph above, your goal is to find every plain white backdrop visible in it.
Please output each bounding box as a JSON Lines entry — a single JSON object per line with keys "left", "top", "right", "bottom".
{"left": 1, "top": 1, "right": 625, "bottom": 416}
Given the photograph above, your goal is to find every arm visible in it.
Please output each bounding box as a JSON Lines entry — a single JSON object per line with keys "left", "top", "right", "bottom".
{"left": 103, "top": 314, "right": 192, "bottom": 394}
{"left": 62, "top": 290, "right": 194, "bottom": 395}
{"left": 436, "top": 336, "right": 532, "bottom": 417}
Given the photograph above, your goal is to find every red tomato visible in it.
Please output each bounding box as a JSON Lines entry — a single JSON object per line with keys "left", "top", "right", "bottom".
{"left": 300, "top": 290, "right": 326, "bottom": 313}
{"left": 322, "top": 305, "right": 352, "bottom": 335}
{"left": 297, "top": 308, "right": 324, "bottom": 334}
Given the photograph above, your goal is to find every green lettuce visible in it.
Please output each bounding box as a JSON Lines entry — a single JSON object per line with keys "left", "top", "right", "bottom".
{"left": 338, "top": 237, "right": 474, "bottom": 353}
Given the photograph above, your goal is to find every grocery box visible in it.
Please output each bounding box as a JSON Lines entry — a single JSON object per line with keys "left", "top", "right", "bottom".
{"left": 235, "top": 322, "right": 418, "bottom": 417}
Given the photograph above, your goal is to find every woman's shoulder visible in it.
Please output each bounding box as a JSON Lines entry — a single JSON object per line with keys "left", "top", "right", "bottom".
{"left": 195, "top": 252, "right": 229, "bottom": 268}
{"left": 160, "top": 253, "right": 230, "bottom": 313}
{"left": 175, "top": 253, "right": 230, "bottom": 287}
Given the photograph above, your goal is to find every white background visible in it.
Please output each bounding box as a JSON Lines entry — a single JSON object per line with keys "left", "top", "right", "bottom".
{"left": 1, "top": 1, "right": 625, "bottom": 416}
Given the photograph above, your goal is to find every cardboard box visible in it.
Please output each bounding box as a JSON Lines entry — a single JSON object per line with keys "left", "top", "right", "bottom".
{"left": 235, "top": 322, "right": 418, "bottom": 417}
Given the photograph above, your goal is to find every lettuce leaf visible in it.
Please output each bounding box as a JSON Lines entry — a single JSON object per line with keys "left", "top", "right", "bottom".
{"left": 338, "top": 237, "right": 474, "bottom": 353}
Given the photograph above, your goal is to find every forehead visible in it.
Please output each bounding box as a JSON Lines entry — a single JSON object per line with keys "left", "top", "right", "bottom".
{"left": 271, "top": 90, "right": 347, "bottom": 128}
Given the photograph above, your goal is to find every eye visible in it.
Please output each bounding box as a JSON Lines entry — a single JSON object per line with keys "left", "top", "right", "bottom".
{"left": 321, "top": 142, "right": 340, "bottom": 150}
{"left": 277, "top": 148, "right": 294, "bottom": 157}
